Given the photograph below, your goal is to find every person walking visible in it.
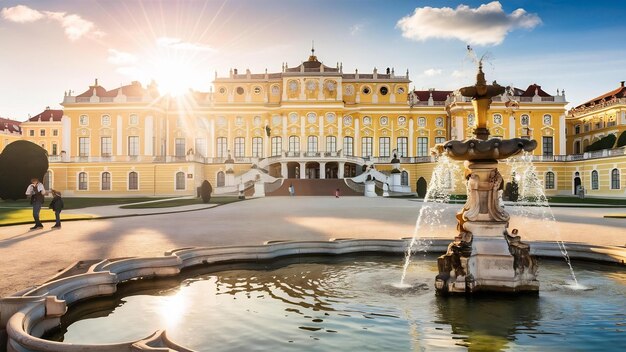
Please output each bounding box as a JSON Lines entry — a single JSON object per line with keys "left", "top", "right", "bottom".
{"left": 335, "top": 188, "right": 340, "bottom": 198}
{"left": 49, "top": 189, "right": 64, "bottom": 229}
{"left": 25, "top": 177, "right": 46, "bottom": 230}
{"left": 289, "top": 183, "right": 295, "bottom": 197}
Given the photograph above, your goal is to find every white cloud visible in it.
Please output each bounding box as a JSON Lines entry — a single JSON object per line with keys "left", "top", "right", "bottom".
{"left": 156, "top": 37, "right": 215, "bottom": 52}
{"left": 108, "top": 49, "right": 138, "bottom": 65}
{"left": 452, "top": 70, "right": 468, "bottom": 78}
{"left": 0, "top": 4, "right": 103, "bottom": 41}
{"left": 424, "top": 68, "right": 442, "bottom": 77}
{"left": 350, "top": 23, "right": 363, "bottom": 36}
{"left": 44, "top": 11, "right": 103, "bottom": 41}
{"left": 396, "top": 1, "right": 541, "bottom": 46}
{"left": 1, "top": 4, "right": 44, "bottom": 23}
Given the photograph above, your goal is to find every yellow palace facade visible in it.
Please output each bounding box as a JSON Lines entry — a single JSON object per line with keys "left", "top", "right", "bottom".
{"left": 12, "top": 52, "right": 626, "bottom": 197}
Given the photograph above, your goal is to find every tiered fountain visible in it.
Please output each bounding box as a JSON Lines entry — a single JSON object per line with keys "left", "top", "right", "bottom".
{"left": 434, "top": 62, "right": 539, "bottom": 295}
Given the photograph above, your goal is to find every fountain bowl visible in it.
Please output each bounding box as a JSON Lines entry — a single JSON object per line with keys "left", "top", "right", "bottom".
{"left": 442, "top": 138, "right": 537, "bottom": 161}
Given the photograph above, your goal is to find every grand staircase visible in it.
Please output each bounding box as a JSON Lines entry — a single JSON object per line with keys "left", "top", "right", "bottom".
{"left": 266, "top": 179, "right": 362, "bottom": 196}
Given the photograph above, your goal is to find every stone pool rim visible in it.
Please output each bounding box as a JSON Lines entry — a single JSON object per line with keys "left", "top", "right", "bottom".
{"left": 1, "top": 238, "right": 625, "bottom": 352}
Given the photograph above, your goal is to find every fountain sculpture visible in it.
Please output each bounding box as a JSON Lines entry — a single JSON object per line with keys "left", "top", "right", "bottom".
{"left": 434, "top": 62, "right": 539, "bottom": 295}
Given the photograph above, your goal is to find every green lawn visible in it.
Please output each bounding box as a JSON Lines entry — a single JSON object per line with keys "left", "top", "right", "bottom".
{"left": 0, "top": 208, "right": 92, "bottom": 225}
{"left": 120, "top": 197, "right": 241, "bottom": 209}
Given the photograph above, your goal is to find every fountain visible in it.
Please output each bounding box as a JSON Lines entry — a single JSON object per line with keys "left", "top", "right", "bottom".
{"left": 434, "top": 62, "right": 539, "bottom": 295}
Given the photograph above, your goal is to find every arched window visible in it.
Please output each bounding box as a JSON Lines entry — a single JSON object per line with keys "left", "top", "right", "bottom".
{"left": 102, "top": 172, "right": 111, "bottom": 191}
{"left": 175, "top": 172, "right": 185, "bottom": 190}
{"left": 78, "top": 172, "right": 88, "bottom": 190}
{"left": 289, "top": 136, "right": 300, "bottom": 152}
{"left": 217, "top": 171, "right": 225, "bottom": 187}
{"left": 128, "top": 171, "right": 138, "bottom": 190}
{"left": 574, "top": 141, "right": 581, "bottom": 154}
{"left": 401, "top": 171, "right": 409, "bottom": 186}
{"left": 271, "top": 136, "right": 282, "bottom": 156}
{"left": 611, "top": 168, "right": 621, "bottom": 189}
{"left": 418, "top": 117, "right": 426, "bottom": 127}
{"left": 545, "top": 171, "right": 555, "bottom": 190}
{"left": 308, "top": 136, "right": 318, "bottom": 153}
{"left": 520, "top": 114, "right": 530, "bottom": 126}
{"left": 574, "top": 125, "right": 581, "bottom": 134}
{"left": 543, "top": 114, "right": 552, "bottom": 125}
{"left": 43, "top": 170, "right": 51, "bottom": 190}
{"left": 343, "top": 136, "right": 353, "bottom": 156}
{"left": 252, "top": 137, "right": 263, "bottom": 158}
{"left": 591, "top": 170, "right": 599, "bottom": 190}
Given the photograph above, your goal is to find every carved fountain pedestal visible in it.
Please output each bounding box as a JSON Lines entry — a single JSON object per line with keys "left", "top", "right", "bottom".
{"left": 434, "top": 64, "right": 539, "bottom": 295}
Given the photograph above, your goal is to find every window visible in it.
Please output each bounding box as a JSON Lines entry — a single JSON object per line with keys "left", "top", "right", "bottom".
{"left": 175, "top": 172, "right": 185, "bottom": 190}
{"left": 79, "top": 137, "right": 90, "bottom": 157}
{"left": 361, "top": 137, "right": 373, "bottom": 157}
{"left": 78, "top": 172, "right": 88, "bottom": 190}
{"left": 418, "top": 117, "right": 426, "bottom": 127}
{"left": 545, "top": 171, "right": 555, "bottom": 189}
{"left": 542, "top": 136, "right": 554, "bottom": 156}
{"left": 397, "top": 137, "right": 408, "bottom": 157}
{"left": 520, "top": 114, "right": 529, "bottom": 126}
{"left": 234, "top": 137, "right": 245, "bottom": 157}
{"left": 29, "top": 130, "right": 34, "bottom": 137}
{"left": 543, "top": 114, "right": 552, "bottom": 125}
{"left": 102, "top": 172, "right": 111, "bottom": 191}
{"left": 175, "top": 138, "right": 185, "bottom": 157}
{"left": 216, "top": 171, "right": 225, "bottom": 187}
{"left": 252, "top": 137, "right": 263, "bottom": 157}
{"left": 401, "top": 171, "right": 409, "bottom": 186}
{"left": 435, "top": 117, "right": 444, "bottom": 127}
{"left": 326, "top": 136, "right": 336, "bottom": 153}
{"left": 52, "top": 143, "right": 57, "bottom": 155}
{"left": 591, "top": 170, "right": 599, "bottom": 190}
{"left": 102, "top": 115, "right": 111, "bottom": 126}
{"left": 101, "top": 137, "right": 112, "bottom": 156}
{"left": 128, "top": 136, "right": 139, "bottom": 156}
{"left": 79, "top": 115, "right": 88, "bottom": 126}
{"left": 417, "top": 137, "right": 429, "bottom": 157}
{"left": 236, "top": 87, "right": 244, "bottom": 95}
{"left": 128, "top": 172, "right": 138, "bottom": 190}
{"left": 217, "top": 137, "right": 227, "bottom": 158}
{"left": 584, "top": 124, "right": 590, "bottom": 132}
{"left": 611, "top": 168, "right": 621, "bottom": 189}
{"left": 52, "top": 129, "right": 58, "bottom": 136}
{"left": 40, "top": 129, "right": 45, "bottom": 137}
{"left": 379, "top": 86, "right": 388, "bottom": 95}
{"left": 574, "top": 141, "right": 581, "bottom": 154}
{"left": 435, "top": 137, "right": 446, "bottom": 145}
{"left": 379, "top": 137, "right": 390, "bottom": 157}
{"left": 271, "top": 137, "right": 282, "bottom": 156}
{"left": 195, "top": 138, "right": 207, "bottom": 157}
{"left": 343, "top": 137, "right": 353, "bottom": 156}
{"left": 493, "top": 114, "right": 502, "bottom": 125}
{"left": 575, "top": 125, "right": 580, "bottom": 134}
{"left": 289, "top": 136, "right": 300, "bottom": 152}
{"left": 307, "top": 136, "right": 318, "bottom": 153}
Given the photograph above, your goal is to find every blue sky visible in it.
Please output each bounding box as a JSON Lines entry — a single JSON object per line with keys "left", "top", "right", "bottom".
{"left": 1, "top": 0, "right": 625, "bottom": 119}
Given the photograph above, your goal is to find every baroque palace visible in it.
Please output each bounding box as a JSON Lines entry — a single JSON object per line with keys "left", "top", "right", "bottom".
{"left": 1, "top": 51, "right": 625, "bottom": 197}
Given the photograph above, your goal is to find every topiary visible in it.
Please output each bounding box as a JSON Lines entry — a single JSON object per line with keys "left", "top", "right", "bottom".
{"left": 0, "top": 140, "right": 49, "bottom": 200}
{"left": 617, "top": 131, "right": 626, "bottom": 148}
{"left": 200, "top": 180, "right": 212, "bottom": 203}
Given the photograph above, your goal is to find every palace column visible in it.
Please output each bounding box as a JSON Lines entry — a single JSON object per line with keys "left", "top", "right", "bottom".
{"left": 320, "top": 162, "right": 326, "bottom": 179}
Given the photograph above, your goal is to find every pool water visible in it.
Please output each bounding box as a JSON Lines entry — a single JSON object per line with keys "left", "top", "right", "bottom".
{"left": 47, "top": 255, "right": 626, "bottom": 351}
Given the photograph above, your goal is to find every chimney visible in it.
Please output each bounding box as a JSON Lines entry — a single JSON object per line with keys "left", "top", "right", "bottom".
{"left": 621, "top": 81, "right": 625, "bottom": 87}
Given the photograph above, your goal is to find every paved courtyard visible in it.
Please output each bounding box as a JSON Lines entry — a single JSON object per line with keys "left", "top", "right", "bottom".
{"left": 0, "top": 197, "right": 624, "bottom": 297}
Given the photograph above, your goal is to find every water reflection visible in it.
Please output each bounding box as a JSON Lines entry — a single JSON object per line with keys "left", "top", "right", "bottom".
{"left": 45, "top": 256, "right": 626, "bottom": 352}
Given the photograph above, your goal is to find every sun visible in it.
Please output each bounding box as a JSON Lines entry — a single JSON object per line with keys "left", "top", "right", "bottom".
{"left": 151, "top": 57, "right": 197, "bottom": 96}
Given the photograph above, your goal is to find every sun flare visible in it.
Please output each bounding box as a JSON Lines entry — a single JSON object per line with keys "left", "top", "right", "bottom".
{"left": 150, "top": 57, "right": 197, "bottom": 96}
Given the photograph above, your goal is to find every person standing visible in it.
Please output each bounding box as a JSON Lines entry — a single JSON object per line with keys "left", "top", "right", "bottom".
{"left": 289, "top": 183, "right": 295, "bottom": 197}
{"left": 49, "top": 189, "right": 64, "bottom": 229}
{"left": 335, "top": 188, "right": 340, "bottom": 198}
{"left": 25, "top": 177, "right": 46, "bottom": 230}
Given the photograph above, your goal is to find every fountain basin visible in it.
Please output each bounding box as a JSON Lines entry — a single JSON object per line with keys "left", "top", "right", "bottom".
{"left": 1, "top": 239, "right": 625, "bottom": 351}
{"left": 443, "top": 138, "right": 537, "bottom": 161}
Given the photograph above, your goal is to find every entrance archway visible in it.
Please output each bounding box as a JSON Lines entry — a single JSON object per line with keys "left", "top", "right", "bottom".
{"left": 325, "top": 162, "right": 339, "bottom": 179}
{"left": 305, "top": 162, "right": 320, "bottom": 179}
{"left": 287, "top": 162, "right": 299, "bottom": 178}
{"left": 416, "top": 177, "right": 427, "bottom": 198}
{"left": 344, "top": 163, "right": 357, "bottom": 178}
{"left": 574, "top": 176, "right": 581, "bottom": 195}
{"left": 268, "top": 163, "right": 282, "bottom": 178}
{"left": 217, "top": 171, "right": 225, "bottom": 187}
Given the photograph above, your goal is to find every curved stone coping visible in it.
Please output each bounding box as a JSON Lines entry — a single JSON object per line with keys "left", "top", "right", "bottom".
{"left": 2, "top": 239, "right": 625, "bottom": 351}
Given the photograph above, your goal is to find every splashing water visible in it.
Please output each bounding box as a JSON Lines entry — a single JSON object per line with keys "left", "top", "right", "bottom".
{"left": 398, "top": 155, "right": 461, "bottom": 287}
{"left": 507, "top": 152, "right": 579, "bottom": 285}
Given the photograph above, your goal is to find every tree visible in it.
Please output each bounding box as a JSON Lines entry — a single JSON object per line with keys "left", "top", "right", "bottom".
{"left": 200, "top": 180, "right": 213, "bottom": 203}
{"left": 0, "top": 141, "right": 49, "bottom": 200}
{"left": 617, "top": 131, "right": 626, "bottom": 148}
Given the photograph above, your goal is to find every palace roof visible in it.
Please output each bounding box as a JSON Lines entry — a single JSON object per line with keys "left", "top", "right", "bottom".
{"left": 412, "top": 90, "right": 452, "bottom": 102}
{"left": 76, "top": 80, "right": 157, "bottom": 98}
{"left": 0, "top": 117, "right": 21, "bottom": 134}
{"left": 28, "top": 108, "right": 63, "bottom": 122}
{"left": 572, "top": 81, "right": 626, "bottom": 110}
{"left": 519, "top": 84, "right": 552, "bottom": 97}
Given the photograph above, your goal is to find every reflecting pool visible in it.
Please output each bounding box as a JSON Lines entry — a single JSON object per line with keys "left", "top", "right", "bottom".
{"left": 46, "top": 255, "right": 626, "bottom": 351}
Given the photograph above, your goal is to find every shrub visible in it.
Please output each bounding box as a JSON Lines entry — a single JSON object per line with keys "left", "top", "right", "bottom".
{"left": 584, "top": 134, "right": 617, "bottom": 152}
{"left": 617, "top": 131, "right": 626, "bottom": 148}
{"left": 200, "top": 180, "right": 212, "bottom": 203}
{"left": 0, "top": 141, "right": 49, "bottom": 200}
